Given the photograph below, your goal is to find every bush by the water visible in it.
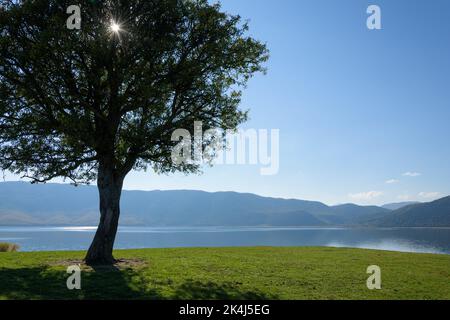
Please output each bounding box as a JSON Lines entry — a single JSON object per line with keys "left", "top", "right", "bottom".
{"left": 0, "top": 243, "right": 20, "bottom": 252}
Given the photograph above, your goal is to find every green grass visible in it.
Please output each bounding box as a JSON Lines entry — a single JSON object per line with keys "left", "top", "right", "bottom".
{"left": 0, "top": 247, "right": 449, "bottom": 300}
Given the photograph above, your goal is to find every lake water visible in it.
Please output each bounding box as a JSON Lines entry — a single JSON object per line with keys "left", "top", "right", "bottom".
{"left": 0, "top": 226, "right": 449, "bottom": 254}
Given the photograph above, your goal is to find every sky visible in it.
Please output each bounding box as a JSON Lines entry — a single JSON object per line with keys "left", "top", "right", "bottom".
{"left": 4, "top": 0, "right": 450, "bottom": 205}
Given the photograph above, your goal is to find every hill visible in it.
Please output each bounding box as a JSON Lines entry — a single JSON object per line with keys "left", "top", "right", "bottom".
{"left": 0, "top": 182, "right": 334, "bottom": 226}
{"left": 0, "top": 182, "right": 448, "bottom": 227}
{"left": 329, "top": 204, "right": 390, "bottom": 224}
{"left": 381, "top": 201, "right": 420, "bottom": 210}
{"left": 367, "top": 196, "right": 450, "bottom": 227}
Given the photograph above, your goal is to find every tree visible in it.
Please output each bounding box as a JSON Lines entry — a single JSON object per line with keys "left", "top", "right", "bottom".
{"left": 0, "top": 0, "right": 268, "bottom": 264}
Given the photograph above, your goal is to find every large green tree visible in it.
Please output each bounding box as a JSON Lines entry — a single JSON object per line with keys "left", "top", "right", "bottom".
{"left": 0, "top": 0, "right": 267, "bottom": 264}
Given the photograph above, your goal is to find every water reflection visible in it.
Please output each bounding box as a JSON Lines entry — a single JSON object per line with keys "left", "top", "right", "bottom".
{"left": 327, "top": 240, "right": 444, "bottom": 254}
{"left": 0, "top": 226, "right": 448, "bottom": 254}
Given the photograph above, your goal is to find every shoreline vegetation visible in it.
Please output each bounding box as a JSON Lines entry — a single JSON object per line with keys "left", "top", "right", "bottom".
{"left": 0, "top": 247, "right": 449, "bottom": 300}
{"left": 0, "top": 243, "right": 19, "bottom": 252}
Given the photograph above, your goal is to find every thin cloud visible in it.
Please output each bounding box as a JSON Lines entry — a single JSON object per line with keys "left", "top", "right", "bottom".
{"left": 348, "top": 191, "right": 383, "bottom": 201}
{"left": 403, "top": 172, "right": 421, "bottom": 177}
{"left": 418, "top": 192, "right": 440, "bottom": 199}
{"left": 397, "top": 194, "right": 411, "bottom": 201}
{"left": 386, "top": 179, "right": 399, "bottom": 184}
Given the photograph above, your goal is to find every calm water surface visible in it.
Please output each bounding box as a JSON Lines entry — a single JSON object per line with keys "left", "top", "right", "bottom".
{"left": 0, "top": 226, "right": 449, "bottom": 254}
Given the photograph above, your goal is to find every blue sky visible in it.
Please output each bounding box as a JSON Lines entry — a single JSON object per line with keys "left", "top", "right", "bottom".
{"left": 4, "top": 0, "right": 450, "bottom": 205}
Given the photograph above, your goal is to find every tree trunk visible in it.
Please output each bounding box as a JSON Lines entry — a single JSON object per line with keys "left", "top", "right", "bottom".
{"left": 85, "top": 163, "right": 124, "bottom": 265}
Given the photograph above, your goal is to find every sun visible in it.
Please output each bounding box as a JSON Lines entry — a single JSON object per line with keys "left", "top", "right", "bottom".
{"left": 110, "top": 21, "right": 121, "bottom": 33}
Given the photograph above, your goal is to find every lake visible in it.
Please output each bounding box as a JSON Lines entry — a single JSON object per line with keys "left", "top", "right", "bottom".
{"left": 0, "top": 226, "right": 449, "bottom": 254}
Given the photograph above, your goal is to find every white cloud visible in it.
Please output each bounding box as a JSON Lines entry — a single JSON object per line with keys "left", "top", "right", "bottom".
{"left": 348, "top": 191, "right": 383, "bottom": 201}
{"left": 403, "top": 172, "right": 421, "bottom": 177}
{"left": 418, "top": 192, "right": 440, "bottom": 199}
{"left": 385, "top": 179, "right": 399, "bottom": 184}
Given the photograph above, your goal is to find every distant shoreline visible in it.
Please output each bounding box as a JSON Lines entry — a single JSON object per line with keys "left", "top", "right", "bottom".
{"left": 2, "top": 226, "right": 449, "bottom": 255}
{"left": 1, "top": 225, "right": 450, "bottom": 229}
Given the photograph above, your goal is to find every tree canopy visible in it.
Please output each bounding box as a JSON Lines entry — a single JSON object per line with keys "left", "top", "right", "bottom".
{"left": 0, "top": 0, "right": 268, "bottom": 184}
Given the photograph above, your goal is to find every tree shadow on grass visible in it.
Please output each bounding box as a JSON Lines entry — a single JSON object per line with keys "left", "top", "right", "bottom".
{"left": 0, "top": 266, "right": 277, "bottom": 300}
{"left": 0, "top": 265, "right": 157, "bottom": 300}
{"left": 169, "top": 279, "right": 278, "bottom": 300}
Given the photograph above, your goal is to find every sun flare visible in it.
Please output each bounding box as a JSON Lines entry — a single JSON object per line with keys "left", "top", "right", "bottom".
{"left": 110, "top": 21, "right": 121, "bottom": 33}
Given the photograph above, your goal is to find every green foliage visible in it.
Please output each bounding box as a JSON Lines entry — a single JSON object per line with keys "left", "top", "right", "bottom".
{"left": 0, "top": 0, "right": 268, "bottom": 183}
{"left": 0, "top": 242, "right": 20, "bottom": 252}
{"left": 0, "top": 247, "right": 449, "bottom": 299}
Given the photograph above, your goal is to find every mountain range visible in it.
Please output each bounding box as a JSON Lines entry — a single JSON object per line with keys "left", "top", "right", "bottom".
{"left": 0, "top": 182, "right": 449, "bottom": 227}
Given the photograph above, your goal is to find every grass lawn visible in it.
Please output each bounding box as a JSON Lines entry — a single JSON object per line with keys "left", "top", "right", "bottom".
{"left": 0, "top": 247, "right": 449, "bottom": 300}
